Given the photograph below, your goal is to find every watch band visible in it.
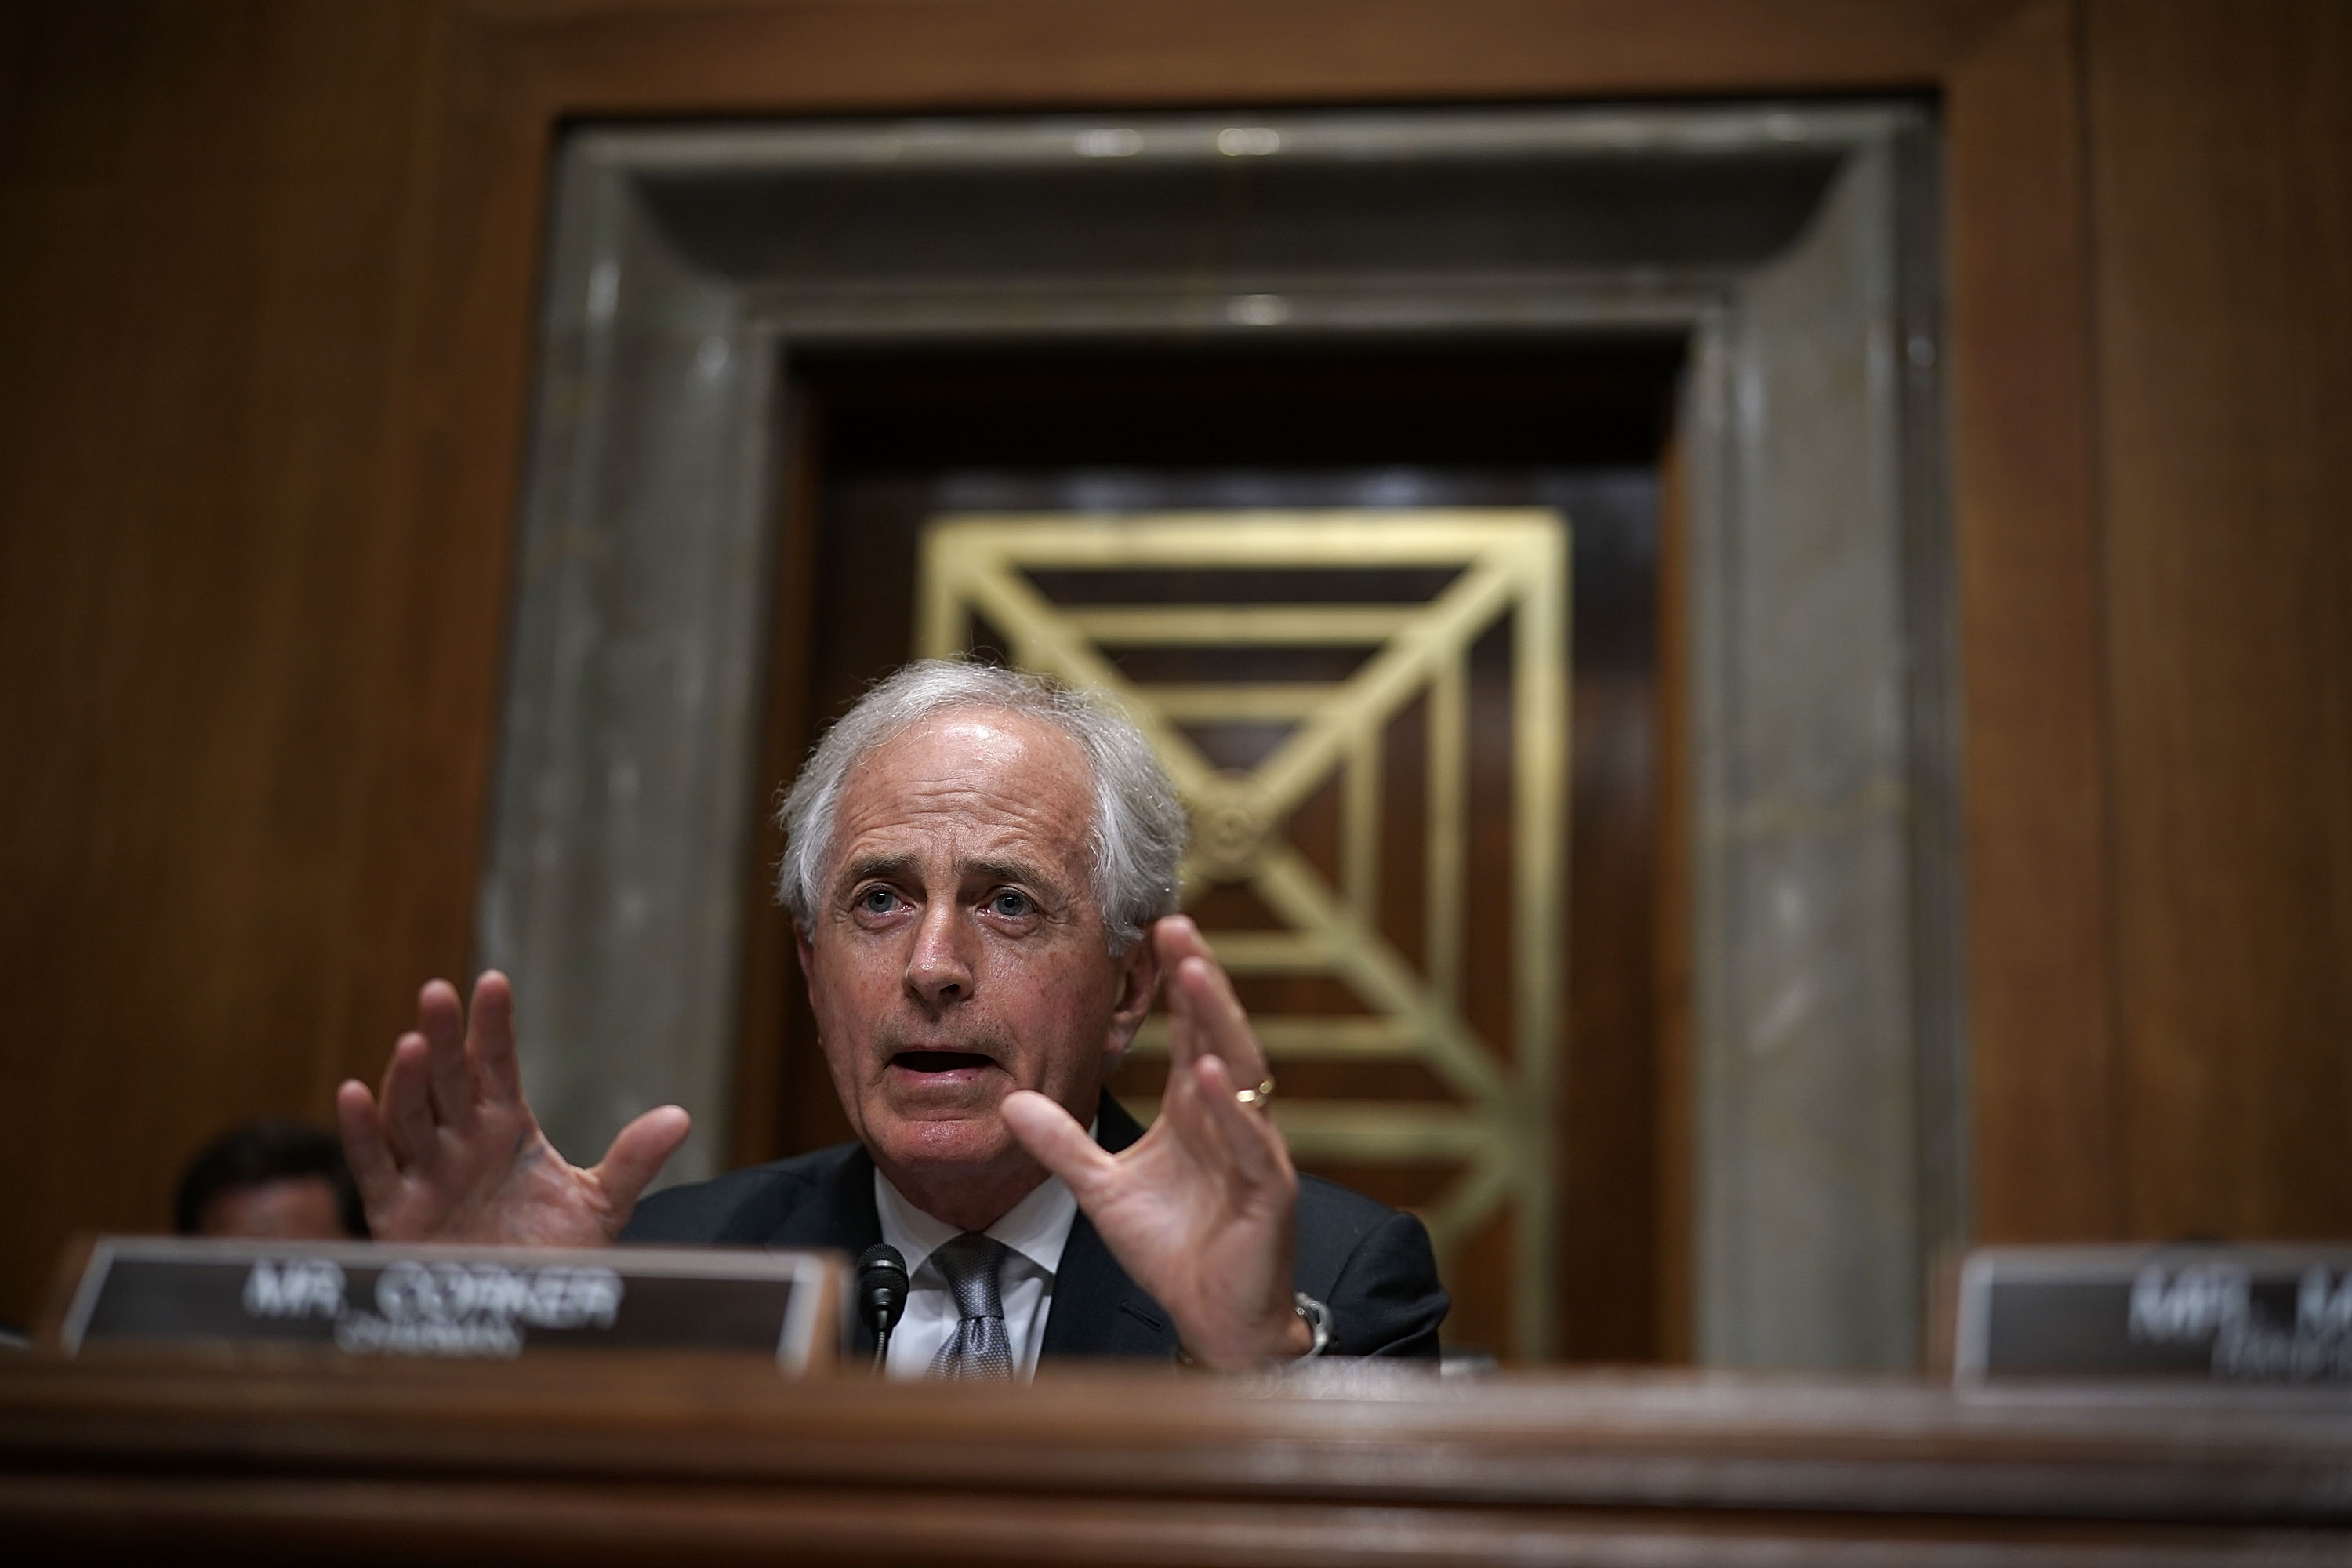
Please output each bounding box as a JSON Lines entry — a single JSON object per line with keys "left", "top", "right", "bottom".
{"left": 1172, "top": 1292, "right": 1336, "bottom": 1367}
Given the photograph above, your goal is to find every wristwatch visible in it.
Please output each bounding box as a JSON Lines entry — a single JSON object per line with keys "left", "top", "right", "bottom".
{"left": 1292, "top": 1290, "right": 1334, "bottom": 1358}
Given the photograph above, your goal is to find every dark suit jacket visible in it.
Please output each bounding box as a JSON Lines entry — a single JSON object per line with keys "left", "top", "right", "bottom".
{"left": 623, "top": 1094, "right": 1448, "bottom": 1361}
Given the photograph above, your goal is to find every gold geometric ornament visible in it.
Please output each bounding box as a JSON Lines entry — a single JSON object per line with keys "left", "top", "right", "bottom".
{"left": 916, "top": 511, "right": 1570, "bottom": 1360}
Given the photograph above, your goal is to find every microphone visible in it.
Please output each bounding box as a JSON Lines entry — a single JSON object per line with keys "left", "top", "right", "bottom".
{"left": 855, "top": 1243, "right": 908, "bottom": 1376}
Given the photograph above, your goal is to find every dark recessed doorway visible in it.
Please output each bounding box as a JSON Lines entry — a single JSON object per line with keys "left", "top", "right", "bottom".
{"left": 734, "top": 335, "right": 1686, "bottom": 1363}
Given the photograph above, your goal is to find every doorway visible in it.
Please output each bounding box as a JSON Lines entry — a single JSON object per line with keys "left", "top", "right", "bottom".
{"left": 735, "top": 339, "right": 1679, "bottom": 1359}
{"left": 485, "top": 103, "right": 1957, "bottom": 1368}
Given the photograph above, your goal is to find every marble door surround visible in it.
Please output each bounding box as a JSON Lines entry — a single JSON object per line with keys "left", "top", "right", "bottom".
{"left": 482, "top": 103, "right": 1959, "bottom": 1370}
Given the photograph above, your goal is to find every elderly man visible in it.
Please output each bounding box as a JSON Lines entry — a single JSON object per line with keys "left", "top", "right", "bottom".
{"left": 338, "top": 661, "right": 1446, "bottom": 1373}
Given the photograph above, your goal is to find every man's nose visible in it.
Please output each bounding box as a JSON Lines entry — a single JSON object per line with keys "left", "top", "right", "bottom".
{"left": 903, "top": 899, "right": 975, "bottom": 1007}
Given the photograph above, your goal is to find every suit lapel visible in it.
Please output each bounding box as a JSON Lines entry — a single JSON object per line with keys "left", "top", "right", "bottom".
{"left": 763, "top": 1144, "right": 886, "bottom": 1356}
{"left": 1040, "top": 1093, "right": 1177, "bottom": 1361}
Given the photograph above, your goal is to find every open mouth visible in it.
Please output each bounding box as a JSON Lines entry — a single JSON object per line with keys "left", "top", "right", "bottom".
{"left": 891, "top": 1050, "right": 996, "bottom": 1074}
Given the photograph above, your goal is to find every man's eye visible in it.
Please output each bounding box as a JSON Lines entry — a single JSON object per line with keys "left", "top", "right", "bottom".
{"left": 986, "top": 890, "right": 1033, "bottom": 919}
{"left": 857, "top": 886, "right": 901, "bottom": 914}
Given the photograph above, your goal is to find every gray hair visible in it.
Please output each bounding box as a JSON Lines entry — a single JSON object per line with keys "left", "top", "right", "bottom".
{"left": 778, "top": 660, "right": 1187, "bottom": 952}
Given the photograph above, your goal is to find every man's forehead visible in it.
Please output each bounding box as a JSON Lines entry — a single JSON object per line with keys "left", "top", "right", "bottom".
{"left": 851, "top": 706, "right": 1088, "bottom": 789}
{"left": 829, "top": 708, "right": 1094, "bottom": 866}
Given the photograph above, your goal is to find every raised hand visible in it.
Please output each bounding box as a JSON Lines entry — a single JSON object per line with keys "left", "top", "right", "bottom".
{"left": 1000, "top": 916, "right": 1312, "bottom": 1368}
{"left": 335, "top": 971, "right": 690, "bottom": 1246}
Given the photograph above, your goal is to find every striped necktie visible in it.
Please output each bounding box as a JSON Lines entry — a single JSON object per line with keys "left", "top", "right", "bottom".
{"left": 928, "top": 1232, "right": 1015, "bottom": 1381}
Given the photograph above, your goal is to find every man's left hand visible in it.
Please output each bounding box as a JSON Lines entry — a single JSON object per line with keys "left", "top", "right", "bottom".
{"left": 1000, "top": 915, "right": 1312, "bottom": 1368}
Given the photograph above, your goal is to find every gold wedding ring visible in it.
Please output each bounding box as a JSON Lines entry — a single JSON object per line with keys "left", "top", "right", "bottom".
{"left": 1234, "top": 1078, "right": 1276, "bottom": 1109}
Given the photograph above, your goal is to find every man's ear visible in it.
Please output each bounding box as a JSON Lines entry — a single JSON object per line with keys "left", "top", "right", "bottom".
{"left": 1104, "top": 924, "right": 1162, "bottom": 1058}
{"left": 794, "top": 925, "right": 818, "bottom": 1006}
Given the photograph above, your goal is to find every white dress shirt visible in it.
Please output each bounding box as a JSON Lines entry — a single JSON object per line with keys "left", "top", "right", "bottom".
{"left": 873, "top": 1152, "right": 1083, "bottom": 1382}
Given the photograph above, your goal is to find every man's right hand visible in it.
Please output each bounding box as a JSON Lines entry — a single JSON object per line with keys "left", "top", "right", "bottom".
{"left": 335, "top": 971, "right": 690, "bottom": 1245}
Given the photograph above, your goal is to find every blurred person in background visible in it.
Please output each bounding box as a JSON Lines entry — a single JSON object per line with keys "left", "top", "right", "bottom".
{"left": 174, "top": 1120, "right": 368, "bottom": 1240}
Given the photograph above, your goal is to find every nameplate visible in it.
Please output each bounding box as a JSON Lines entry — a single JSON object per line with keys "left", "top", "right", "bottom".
{"left": 1955, "top": 1245, "right": 2352, "bottom": 1388}
{"left": 47, "top": 1236, "right": 842, "bottom": 1374}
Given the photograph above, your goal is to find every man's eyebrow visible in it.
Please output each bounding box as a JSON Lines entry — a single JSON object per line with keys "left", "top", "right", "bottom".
{"left": 963, "top": 857, "right": 1066, "bottom": 895}
{"left": 832, "top": 851, "right": 1076, "bottom": 904}
{"left": 836, "top": 852, "right": 920, "bottom": 893}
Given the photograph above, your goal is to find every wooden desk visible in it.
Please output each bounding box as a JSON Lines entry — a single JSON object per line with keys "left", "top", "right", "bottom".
{"left": 3, "top": 1355, "right": 2347, "bottom": 1564}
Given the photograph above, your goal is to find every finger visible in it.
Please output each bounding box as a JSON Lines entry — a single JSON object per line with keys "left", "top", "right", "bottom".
{"left": 466, "top": 971, "right": 521, "bottom": 1104}
{"left": 1154, "top": 917, "right": 1210, "bottom": 1077}
{"left": 1000, "top": 1088, "right": 1119, "bottom": 1203}
{"left": 466, "top": 971, "right": 523, "bottom": 1105}
{"left": 416, "top": 977, "right": 463, "bottom": 1053}
{"left": 426, "top": 985, "right": 478, "bottom": 1134}
{"left": 590, "top": 1105, "right": 691, "bottom": 1217}
{"left": 1150, "top": 913, "right": 1213, "bottom": 978}
{"left": 380, "top": 1033, "right": 439, "bottom": 1167}
{"left": 1160, "top": 991, "right": 1200, "bottom": 1117}
{"left": 1155, "top": 1044, "right": 1247, "bottom": 1189}
{"left": 1156, "top": 918, "right": 1265, "bottom": 1081}
{"left": 411, "top": 978, "right": 464, "bottom": 1117}
{"left": 335, "top": 1080, "right": 402, "bottom": 1214}
{"left": 1191, "top": 1054, "right": 1285, "bottom": 1189}
{"left": 1173, "top": 951, "right": 1270, "bottom": 1089}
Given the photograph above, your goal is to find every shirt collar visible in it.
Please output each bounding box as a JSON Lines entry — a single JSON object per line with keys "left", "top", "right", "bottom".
{"left": 871, "top": 1120, "right": 1092, "bottom": 1279}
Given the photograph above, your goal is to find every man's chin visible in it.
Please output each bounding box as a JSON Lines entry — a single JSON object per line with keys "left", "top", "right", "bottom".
{"left": 869, "top": 1110, "right": 1024, "bottom": 1179}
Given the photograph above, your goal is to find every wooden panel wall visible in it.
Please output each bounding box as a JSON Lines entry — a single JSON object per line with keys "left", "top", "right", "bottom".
{"left": 1945, "top": 1, "right": 2122, "bottom": 1240}
{"left": 0, "top": 0, "right": 2344, "bottom": 1328}
{"left": 2087, "top": 0, "right": 2352, "bottom": 1240}
{"left": 0, "top": 4, "right": 493, "bottom": 1320}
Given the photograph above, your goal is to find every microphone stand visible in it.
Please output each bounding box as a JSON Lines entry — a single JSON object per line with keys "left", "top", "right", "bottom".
{"left": 856, "top": 1243, "right": 908, "bottom": 1380}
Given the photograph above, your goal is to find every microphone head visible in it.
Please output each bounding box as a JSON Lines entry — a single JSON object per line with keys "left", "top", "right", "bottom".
{"left": 855, "top": 1243, "right": 909, "bottom": 1334}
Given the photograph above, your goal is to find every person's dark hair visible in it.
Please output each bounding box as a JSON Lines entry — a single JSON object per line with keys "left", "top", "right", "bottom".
{"left": 172, "top": 1120, "right": 368, "bottom": 1237}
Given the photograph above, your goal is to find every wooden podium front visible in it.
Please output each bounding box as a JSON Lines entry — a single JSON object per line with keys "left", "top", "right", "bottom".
{"left": 4, "top": 1355, "right": 2349, "bottom": 1564}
